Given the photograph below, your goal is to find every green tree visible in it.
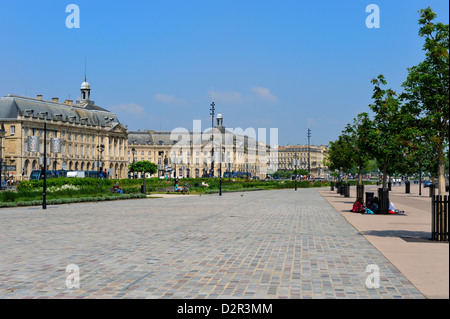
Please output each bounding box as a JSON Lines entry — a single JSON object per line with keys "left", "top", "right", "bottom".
{"left": 128, "top": 161, "right": 158, "bottom": 193}
{"left": 402, "top": 7, "right": 449, "bottom": 195}
{"left": 368, "top": 75, "right": 409, "bottom": 190}
{"left": 343, "top": 112, "right": 374, "bottom": 186}
{"left": 327, "top": 133, "right": 353, "bottom": 183}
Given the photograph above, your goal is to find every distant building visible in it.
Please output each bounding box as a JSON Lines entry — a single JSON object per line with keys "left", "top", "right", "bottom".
{"left": 127, "top": 113, "right": 271, "bottom": 179}
{"left": 277, "top": 144, "right": 328, "bottom": 178}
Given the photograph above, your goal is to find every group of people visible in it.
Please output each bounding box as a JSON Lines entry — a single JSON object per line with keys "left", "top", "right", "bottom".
{"left": 351, "top": 197, "right": 402, "bottom": 214}
{"left": 351, "top": 197, "right": 379, "bottom": 214}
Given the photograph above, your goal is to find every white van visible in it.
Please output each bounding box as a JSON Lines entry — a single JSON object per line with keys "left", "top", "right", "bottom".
{"left": 67, "top": 171, "right": 86, "bottom": 178}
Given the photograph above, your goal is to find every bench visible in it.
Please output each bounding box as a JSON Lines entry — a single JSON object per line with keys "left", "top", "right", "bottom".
{"left": 159, "top": 186, "right": 189, "bottom": 194}
{"left": 109, "top": 187, "right": 123, "bottom": 194}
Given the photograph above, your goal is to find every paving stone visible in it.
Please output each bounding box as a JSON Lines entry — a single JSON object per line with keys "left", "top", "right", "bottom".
{"left": 0, "top": 189, "right": 424, "bottom": 298}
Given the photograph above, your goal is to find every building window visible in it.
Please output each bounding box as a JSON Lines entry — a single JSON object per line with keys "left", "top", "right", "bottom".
{"left": 10, "top": 125, "right": 16, "bottom": 135}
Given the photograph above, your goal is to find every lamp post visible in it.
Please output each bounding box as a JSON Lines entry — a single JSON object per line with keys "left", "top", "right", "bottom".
{"left": 210, "top": 101, "right": 215, "bottom": 177}
{"left": 39, "top": 112, "right": 48, "bottom": 210}
{"left": 97, "top": 144, "right": 105, "bottom": 178}
{"left": 0, "top": 122, "right": 6, "bottom": 191}
{"left": 174, "top": 151, "right": 177, "bottom": 179}
{"left": 219, "top": 148, "right": 224, "bottom": 196}
{"left": 419, "top": 164, "right": 422, "bottom": 196}
{"left": 307, "top": 128, "right": 311, "bottom": 178}
{"left": 131, "top": 147, "right": 136, "bottom": 178}
{"left": 293, "top": 153, "right": 298, "bottom": 191}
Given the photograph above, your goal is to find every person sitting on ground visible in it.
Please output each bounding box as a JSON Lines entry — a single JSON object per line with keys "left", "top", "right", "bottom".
{"left": 113, "top": 182, "right": 123, "bottom": 194}
{"left": 366, "top": 197, "right": 379, "bottom": 214}
{"left": 201, "top": 180, "right": 209, "bottom": 187}
{"left": 175, "top": 183, "right": 184, "bottom": 192}
{"left": 351, "top": 197, "right": 365, "bottom": 213}
{"left": 388, "top": 201, "right": 402, "bottom": 214}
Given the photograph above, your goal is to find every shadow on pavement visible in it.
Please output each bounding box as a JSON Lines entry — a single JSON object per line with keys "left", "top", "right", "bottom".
{"left": 361, "top": 229, "right": 431, "bottom": 240}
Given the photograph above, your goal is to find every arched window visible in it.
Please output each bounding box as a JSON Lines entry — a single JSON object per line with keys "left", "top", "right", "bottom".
{"left": 23, "top": 160, "right": 29, "bottom": 176}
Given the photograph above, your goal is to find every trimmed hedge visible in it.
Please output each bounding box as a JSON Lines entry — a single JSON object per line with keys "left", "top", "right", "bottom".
{"left": 17, "top": 177, "right": 114, "bottom": 191}
{"left": 0, "top": 193, "right": 147, "bottom": 208}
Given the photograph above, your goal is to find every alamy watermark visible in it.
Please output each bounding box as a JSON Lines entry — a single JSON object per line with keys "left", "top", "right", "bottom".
{"left": 65, "top": 264, "right": 80, "bottom": 289}
{"left": 365, "top": 264, "right": 380, "bottom": 289}
{"left": 168, "top": 120, "right": 279, "bottom": 175}
{"left": 366, "top": 4, "right": 380, "bottom": 29}
{"left": 66, "top": 4, "right": 80, "bottom": 29}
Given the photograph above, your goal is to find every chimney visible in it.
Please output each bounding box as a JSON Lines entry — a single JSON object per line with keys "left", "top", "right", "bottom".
{"left": 64, "top": 99, "right": 74, "bottom": 106}
{"left": 52, "top": 97, "right": 59, "bottom": 103}
{"left": 37, "top": 94, "right": 43, "bottom": 100}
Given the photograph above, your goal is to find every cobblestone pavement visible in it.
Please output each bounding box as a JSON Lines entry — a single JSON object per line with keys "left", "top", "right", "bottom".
{"left": 0, "top": 189, "right": 424, "bottom": 299}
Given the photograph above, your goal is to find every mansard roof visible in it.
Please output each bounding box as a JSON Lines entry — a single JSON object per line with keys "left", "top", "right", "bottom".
{"left": 0, "top": 94, "right": 120, "bottom": 127}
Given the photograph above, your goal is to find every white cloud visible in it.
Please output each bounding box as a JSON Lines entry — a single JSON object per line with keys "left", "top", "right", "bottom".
{"left": 208, "top": 87, "right": 277, "bottom": 105}
{"left": 109, "top": 103, "right": 146, "bottom": 115}
{"left": 208, "top": 90, "right": 243, "bottom": 104}
{"left": 154, "top": 93, "right": 185, "bottom": 104}
{"left": 251, "top": 87, "right": 277, "bottom": 102}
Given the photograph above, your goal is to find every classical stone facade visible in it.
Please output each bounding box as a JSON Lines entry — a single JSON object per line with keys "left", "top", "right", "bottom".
{"left": 0, "top": 79, "right": 128, "bottom": 181}
{"left": 127, "top": 114, "right": 271, "bottom": 179}
{"left": 277, "top": 144, "right": 328, "bottom": 178}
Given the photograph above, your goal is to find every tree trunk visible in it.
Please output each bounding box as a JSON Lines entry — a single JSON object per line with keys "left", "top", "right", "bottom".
{"left": 358, "top": 166, "right": 363, "bottom": 186}
{"left": 382, "top": 164, "right": 388, "bottom": 190}
{"left": 438, "top": 142, "right": 445, "bottom": 195}
{"left": 143, "top": 172, "right": 146, "bottom": 194}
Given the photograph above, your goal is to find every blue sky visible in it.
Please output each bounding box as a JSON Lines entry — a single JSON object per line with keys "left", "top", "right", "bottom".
{"left": 0, "top": 0, "right": 448, "bottom": 146}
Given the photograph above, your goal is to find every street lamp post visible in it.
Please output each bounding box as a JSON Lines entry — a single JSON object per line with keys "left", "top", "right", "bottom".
{"left": 0, "top": 122, "right": 6, "bottom": 191}
{"left": 210, "top": 101, "right": 215, "bottom": 177}
{"left": 97, "top": 144, "right": 105, "bottom": 178}
{"left": 131, "top": 147, "right": 136, "bottom": 178}
{"left": 307, "top": 128, "right": 311, "bottom": 178}
{"left": 293, "top": 153, "right": 298, "bottom": 191}
{"left": 419, "top": 164, "right": 422, "bottom": 196}
{"left": 40, "top": 112, "right": 48, "bottom": 210}
{"left": 174, "top": 151, "right": 177, "bottom": 179}
{"left": 219, "top": 148, "right": 224, "bottom": 196}
{"left": 219, "top": 158, "right": 222, "bottom": 196}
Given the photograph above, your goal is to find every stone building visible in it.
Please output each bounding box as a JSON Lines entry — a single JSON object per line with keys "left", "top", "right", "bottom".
{"left": 127, "top": 113, "right": 271, "bottom": 179}
{"left": 0, "top": 78, "right": 128, "bottom": 181}
{"left": 277, "top": 144, "right": 328, "bottom": 178}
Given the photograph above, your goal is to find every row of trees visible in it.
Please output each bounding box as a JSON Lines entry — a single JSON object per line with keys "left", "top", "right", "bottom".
{"left": 327, "top": 8, "right": 449, "bottom": 196}
{"left": 273, "top": 169, "right": 310, "bottom": 179}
